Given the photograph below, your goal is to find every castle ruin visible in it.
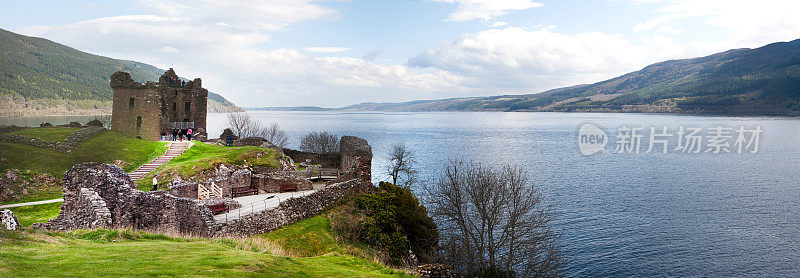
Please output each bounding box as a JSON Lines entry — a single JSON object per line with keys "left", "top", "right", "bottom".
{"left": 110, "top": 69, "right": 207, "bottom": 141}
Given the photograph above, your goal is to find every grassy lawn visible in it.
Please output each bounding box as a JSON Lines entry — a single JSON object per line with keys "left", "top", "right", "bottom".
{"left": 0, "top": 130, "right": 167, "bottom": 174}
{"left": 0, "top": 226, "right": 410, "bottom": 277}
{"left": 5, "top": 127, "right": 81, "bottom": 142}
{"left": 136, "top": 142, "right": 282, "bottom": 189}
{"left": 6, "top": 202, "right": 62, "bottom": 227}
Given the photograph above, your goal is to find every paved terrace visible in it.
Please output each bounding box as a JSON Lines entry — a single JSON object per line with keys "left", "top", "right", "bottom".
{"left": 213, "top": 190, "right": 317, "bottom": 223}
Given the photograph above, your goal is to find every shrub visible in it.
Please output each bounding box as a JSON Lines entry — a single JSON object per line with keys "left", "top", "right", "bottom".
{"left": 85, "top": 119, "right": 103, "bottom": 127}
{"left": 329, "top": 181, "right": 439, "bottom": 266}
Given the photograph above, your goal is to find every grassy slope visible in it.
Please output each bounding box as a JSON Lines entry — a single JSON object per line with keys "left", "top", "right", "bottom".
{"left": 262, "top": 215, "right": 348, "bottom": 257}
{"left": 135, "top": 142, "right": 282, "bottom": 189}
{"left": 0, "top": 129, "right": 167, "bottom": 174}
{"left": 6, "top": 202, "right": 61, "bottom": 227}
{"left": 0, "top": 127, "right": 166, "bottom": 205}
{"left": 0, "top": 217, "right": 409, "bottom": 277}
{"left": 6, "top": 127, "right": 81, "bottom": 142}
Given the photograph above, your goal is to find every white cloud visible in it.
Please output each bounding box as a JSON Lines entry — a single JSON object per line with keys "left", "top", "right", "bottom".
{"left": 159, "top": 46, "right": 179, "bottom": 53}
{"left": 490, "top": 21, "right": 509, "bottom": 27}
{"left": 17, "top": 1, "right": 470, "bottom": 107}
{"left": 432, "top": 0, "right": 543, "bottom": 21}
{"left": 303, "top": 47, "right": 352, "bottom": 53}
{"left": 409, "top": 26, "right": 686, "bottom": 91}
{"left": 631, "top": 0, "right": 800, "bottom": 49}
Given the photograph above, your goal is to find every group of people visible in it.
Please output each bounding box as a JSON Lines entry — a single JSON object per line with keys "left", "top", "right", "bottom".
{"left": 161, "top": 128, "right": 192, "bottom": 141}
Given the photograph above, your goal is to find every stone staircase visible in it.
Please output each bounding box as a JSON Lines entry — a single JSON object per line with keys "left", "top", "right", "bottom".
{"left": 129, "top": 142, "right": 190, "bottom": 181}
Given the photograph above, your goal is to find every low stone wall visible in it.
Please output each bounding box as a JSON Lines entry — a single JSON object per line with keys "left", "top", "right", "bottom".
{"left": 168, "top": 182, "right": 199, "bottom": 199}
{"left": 252, "top": 172, "right": 310, "bottom": 193}
{"left": 214, "top": 178, "right": 373, "bottom": 237}
{"left": 0, "top": 127, "right": 105, "bottom": 153}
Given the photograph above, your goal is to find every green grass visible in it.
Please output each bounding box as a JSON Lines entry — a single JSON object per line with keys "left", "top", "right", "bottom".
{"left": 136, "top": 142, "right": 282, "bottom": 189}
{"left": 0, "top": 227, "right": 410, "bottom": 277}
{"left": 0, "top": 129, "right": 167, "bottom": 174}
{"left": 72, "top": 131, "right": 168, "bottom": 172}
{"left": 261, "top": 215, "right": 347, "bottom": 257}
{"left": 5, "top": 127, "right": 81, "bottom": 142}
{"left": 6, "top": 202, "right": 61, "bottom": 227}
{"left": 2, "top": 187, "right": 63, "bottom": 205}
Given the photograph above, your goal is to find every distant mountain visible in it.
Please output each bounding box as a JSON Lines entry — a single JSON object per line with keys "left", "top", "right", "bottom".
{"left": 258, "top": 40, "right": 800, "bottom": 116}
{"left": 0, "top": 28, "right": 242, "bottom": 117}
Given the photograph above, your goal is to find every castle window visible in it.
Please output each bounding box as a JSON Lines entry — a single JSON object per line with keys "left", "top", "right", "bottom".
{"left": 172, "top": 102, "right": 177, "bottom": 112}
{"left": 129, "top": 98, "right": 135, "bottom": 109}
{"left": 136, "top": 116, "right": 142, "bottom": 133}
{"left": 185, "top": 101, "right": 191, "bottom": 114}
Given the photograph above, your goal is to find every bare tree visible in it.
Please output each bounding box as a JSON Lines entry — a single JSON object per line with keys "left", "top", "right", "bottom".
{"left": 299, "top": 131, "right": 339, "bottom": 154}
{"left": 424, "top": 159, "right": 565, "bottom": 277}
{"left": 227, "top": 112, "right": 290, "bottom": 148}
{"left": 259, "top": 122, "right": 289, "bottom": 148}
{"left": 227, "top": 112, "right": 254, "bottom": 138}
{"left": 386, "top": 144, "right": 418, "bottom": 187}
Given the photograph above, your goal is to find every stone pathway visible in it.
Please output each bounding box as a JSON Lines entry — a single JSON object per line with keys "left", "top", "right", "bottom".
{"left": 129, "top": 141, "right": 191, "bottom": 181}
{"left": 214, "top": 190, "right": 317, "bottom": 223}
{"left": 0, "top": 198, "right": 64, "bottom": 209}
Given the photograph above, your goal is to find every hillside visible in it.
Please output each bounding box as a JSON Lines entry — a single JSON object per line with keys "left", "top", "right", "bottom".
{"left": 0, "top": 28, "right": 242, "bottom": 117}
{"left": 255, "top": 39, "right": 800, "bottom": 116}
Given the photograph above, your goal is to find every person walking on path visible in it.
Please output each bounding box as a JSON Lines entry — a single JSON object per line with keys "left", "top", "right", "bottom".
{"left": 152, "top": 177, "right": 158, "bottom": 191}
{"left": 187, "top": 128, "right": 192, "bottom": 141}
{"left": 171, "top": 129, "right": 178, "bottom": 141}
{"left": 161, "top": 130, "right": 166, "bottom": 141}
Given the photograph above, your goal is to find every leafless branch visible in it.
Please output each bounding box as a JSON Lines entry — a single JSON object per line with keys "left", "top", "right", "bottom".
{"left": 386, "top": 144, "right": 418, "bottom": 187}
{"left": 423, "top": 159, "right": 565, "bottom": 277}
{"left": 299, "top": 131, "right": 339, "bottom": 154}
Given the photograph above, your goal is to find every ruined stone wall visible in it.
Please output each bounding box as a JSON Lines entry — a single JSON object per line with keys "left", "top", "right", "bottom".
{"left": 337, "top": 136, "right": 372, "bottom": 185}
{"left": 32, "top": 163, "right": 375, "bottom": 237}
{"left": 168, "top": 182, "right": 199, "bottom": 199}
{"left": 34, "top": 163, "right": 216, "bottom": 236}
{"left": 215, "top": 178, "right": 373, "bottom": 237}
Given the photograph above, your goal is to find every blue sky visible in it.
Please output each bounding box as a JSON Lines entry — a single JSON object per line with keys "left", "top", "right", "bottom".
{"left": 1, "top": 0, "right": 798, "bottom": 107}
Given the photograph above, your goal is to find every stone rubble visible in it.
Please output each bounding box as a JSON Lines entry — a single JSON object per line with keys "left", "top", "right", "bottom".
{"left": 1, "top": 209, "right": 20, "bottom": 231}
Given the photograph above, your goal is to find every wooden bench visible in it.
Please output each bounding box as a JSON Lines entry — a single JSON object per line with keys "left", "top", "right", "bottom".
{"left": 280, "top": 183, "right": 298, "bottom": 192}
{"left": 207, "top": 203, "right": 228, "bottom": 214}
{"left": 231, "top": 186, "right": 258, "bottom": 197}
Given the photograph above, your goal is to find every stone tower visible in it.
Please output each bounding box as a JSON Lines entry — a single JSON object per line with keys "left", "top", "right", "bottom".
{"left": 110, "top": 69, "right": 208, "bottom": 141}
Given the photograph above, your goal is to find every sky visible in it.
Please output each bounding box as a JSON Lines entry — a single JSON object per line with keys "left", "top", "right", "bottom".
{"left": 1, "top": 0, "right": 799, "bottom": 107}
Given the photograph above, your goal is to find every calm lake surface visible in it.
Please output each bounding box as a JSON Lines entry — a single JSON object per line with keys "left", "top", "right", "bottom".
{"left": 4, "top": 111, "right": 800, "bottom": 277}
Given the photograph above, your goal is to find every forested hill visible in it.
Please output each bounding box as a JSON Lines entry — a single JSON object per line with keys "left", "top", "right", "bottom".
{"left": 0, "top": 28, "right": 241, "bottom": 116}
{"left": 259, "top": 39, "right": 800, "bottom": 116}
